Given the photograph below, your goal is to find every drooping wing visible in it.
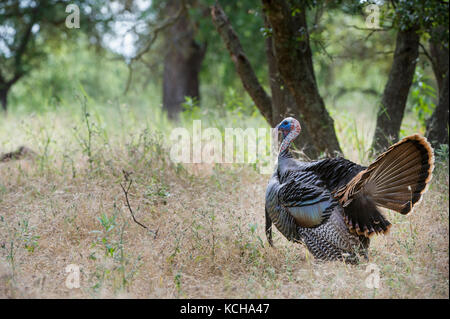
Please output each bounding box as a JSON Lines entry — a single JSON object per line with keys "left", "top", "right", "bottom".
{"left": 278, "top": 172, "right": 338, "bottom": 227}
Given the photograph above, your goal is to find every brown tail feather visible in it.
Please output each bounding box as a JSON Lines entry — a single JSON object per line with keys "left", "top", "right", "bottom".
{"left": 336, "top": 134, "right": 434, "bottom": 237}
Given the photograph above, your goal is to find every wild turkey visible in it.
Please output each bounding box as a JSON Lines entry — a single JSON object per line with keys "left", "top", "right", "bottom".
{"left": 265, "top": 117, "right": 434, "bottom": 263}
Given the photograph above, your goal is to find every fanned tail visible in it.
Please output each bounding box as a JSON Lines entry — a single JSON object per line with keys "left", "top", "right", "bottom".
{"left": 336, "top": 134, "right": 434, "bottom": 237}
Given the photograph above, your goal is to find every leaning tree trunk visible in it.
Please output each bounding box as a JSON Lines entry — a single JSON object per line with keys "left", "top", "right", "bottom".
{"left": 211, "top": 4, "right": 273, "bottom": 123}
{"left": 426, "top": 32, "right": 449, "bottom": 149}
{"left": 163, "top": 0, "right": 206, "bottom": 120}
{"left": 371, "top": 28, "right": 420, "bottom": 153}
{"left": 262, "top": 0, "right": 342, "bottom": 156}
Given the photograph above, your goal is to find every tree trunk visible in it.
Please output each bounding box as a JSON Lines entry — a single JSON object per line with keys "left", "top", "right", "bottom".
{"left": 426, "top": 32, "right": 449, "bottom": 149}
{"left": 371, "top": 28, "right": 420, "bottom": 153}
{"left": 264, "top": 18, "right": 319, "bottom": 158}
{"left": 163, "top": 0, "right": 206, "bottom": 120}
{"left": 429, "top": 28, "right": 449, "bottom": 93}
{"left": 211, "top": 2, "right": 324, "bottom": 158}
{"left": 426, "top": 70, "right": 449, "bottom": 149}
{"left": 262, "top": 0, "right": 342, "bottom": 156}
{"left": 0, "top": 87, "right": 8, "bottom": 112}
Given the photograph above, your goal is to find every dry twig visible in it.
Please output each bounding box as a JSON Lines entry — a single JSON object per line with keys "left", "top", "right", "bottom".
{"left": 120, "top": 175, "right": 159, "bottom": 238}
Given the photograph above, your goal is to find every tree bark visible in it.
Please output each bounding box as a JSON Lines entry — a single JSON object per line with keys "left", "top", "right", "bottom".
{"left": 426, "top": 70, "right": 449, "bottom": 149}
{"left": 429, "top": 29, "right": 449, "bottom": 93}
{"left": 212, "top": 2, "right": 323, "bottom": 158}
{"left": 426, "top": 69, "right": 449, "bottom": 148}
{"left": 163, "top": 0, "right": 206, "bottom": 120}
{"left": 212, "top": 3, "right": 320, "bottom": 158}
{"left": 371, "top": 28, "right": 420, "bottom": 153}
{"left": 264, "top": 16, "right": 319, "bottom": 158}
{"left": 0, "top": 87, "right": 8, "bottom": 112}
{"left": 0, "top": 6, "right": 36, "bottom": 114}
{"left": 426, "top": 31, "right": 449, "bottom": 149}
{"left": 262, "top": 0, "right": 342, "bottom": 156}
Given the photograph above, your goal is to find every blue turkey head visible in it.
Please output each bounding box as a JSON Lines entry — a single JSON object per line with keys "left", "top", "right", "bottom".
{"left": 276, "top": 117, "right": 301, "bottom": 139}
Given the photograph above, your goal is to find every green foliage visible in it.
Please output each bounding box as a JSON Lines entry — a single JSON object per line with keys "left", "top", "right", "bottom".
{"left": 409, "top": 67, "right": 436, "bottom": 128}
{"left": 89, "top": 206, "right": 142, "bottom": 292}
{"left": 9, "top": 35, "right": 130, "bottom": 112}
{"left": 435, "top": 143, "right": 449, "bottom": 162}
{"left": 390, "top": 0, "right": 449, "bottom": 42}
{"left": 0, "top": 0, "right": 110, "bottom": 101}
{"left": 194, "top": 0, "right": 268, "bottom": 102}
{"left": 2, "top": 0, "right": 447, "bottom": 162}
{"left": 0, "top": 211, "right": 40, "bottom": 280}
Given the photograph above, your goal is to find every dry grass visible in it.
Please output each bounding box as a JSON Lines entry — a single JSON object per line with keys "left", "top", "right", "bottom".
{"left": 0, "top": 110, "right": 448, "bottom": 299}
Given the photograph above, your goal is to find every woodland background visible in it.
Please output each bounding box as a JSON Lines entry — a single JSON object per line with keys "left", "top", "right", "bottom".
{"left": 0, "top": 0, "right": 448, "bottom": 298}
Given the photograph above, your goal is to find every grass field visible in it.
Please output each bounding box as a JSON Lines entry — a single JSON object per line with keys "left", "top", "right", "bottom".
{"left": 0, "top": 103, "right": 448, "bottom": 299}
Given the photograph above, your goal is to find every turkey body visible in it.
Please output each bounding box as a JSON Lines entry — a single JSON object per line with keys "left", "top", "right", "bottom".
{"left": 265, "top": 157, "right": 370, "bottom": 262}
{"left": 265, "top": 117, "right": 434, "bottom": 263}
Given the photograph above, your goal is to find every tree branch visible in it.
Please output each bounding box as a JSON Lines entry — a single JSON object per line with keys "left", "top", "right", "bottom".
{"left": 14, "top": 6, "right": 38, "bottom": 71}
{"left": 418, "top": 41, "right": 433, "bottom": 63}
{"left": 122, "top": 1, "right": 187, "bottom": 94}
{"left": 131, "top": 1, "right": 187, "bottom": 63}
{"left": 211, "top": 2, "right": 273, "bottom": 123}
